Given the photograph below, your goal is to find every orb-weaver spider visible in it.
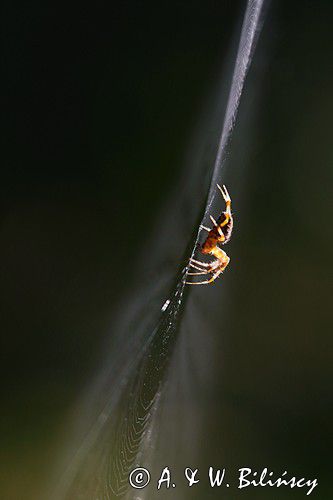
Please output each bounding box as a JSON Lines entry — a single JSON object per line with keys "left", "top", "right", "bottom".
{"left": 185, "top": 184, "right": 233, "bottom": 285}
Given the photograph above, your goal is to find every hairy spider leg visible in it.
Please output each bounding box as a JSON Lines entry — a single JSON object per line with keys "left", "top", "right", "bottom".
{"left": 188, "top": 262, "right": 208, "bottom": 272}
{"left": 185, "top": 269, "right": 222, "bottom": 285}
{"left": 189, "top": 258, "right": 213, "bottom": 268}
{"left": 217, "top": 184, "right": 231, "bottom": 208}
{"left": 217, "top": 184, "right": 232, "bottom": 228}
{"left": 210, "top": 215, "right": 224, "bottom": 238}
{"left": 187, "top": 272, "right": 210, "bottom": 276}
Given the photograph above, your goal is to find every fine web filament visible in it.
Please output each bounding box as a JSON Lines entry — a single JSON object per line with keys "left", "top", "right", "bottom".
{"left": 187, "top": 0, "right": 266, "bottom": 277}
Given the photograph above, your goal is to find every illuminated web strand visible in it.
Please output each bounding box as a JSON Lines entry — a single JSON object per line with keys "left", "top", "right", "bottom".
{"left": 188, "top": 0, "right": 266, "bottom": 272}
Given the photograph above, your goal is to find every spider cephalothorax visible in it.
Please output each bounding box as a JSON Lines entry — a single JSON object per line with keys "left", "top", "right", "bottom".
{"left": 185, "top": 184, "right": 233, "bottom": 285}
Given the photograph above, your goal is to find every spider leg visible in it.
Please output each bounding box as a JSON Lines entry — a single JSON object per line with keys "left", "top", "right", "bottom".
{"left": 188, "top": 262, "right": 207, "bottom": 272}
{"left": 189, "top": 257, "right": 212, "bottom": 268}
{"left": 217, "top": 184, "right": 231, "bottom": 205}
{"left": 187, "top": 270, "right": 211, "bottom": 276}
{"left": 210, "top": 215, "right": 224, "bottom": 237}
{"left": 185, "top": 269, "right": 222, "bottom": 285}
{"left": 200, "top": 225, "right": 211, "bottom": 232}
{"left": 217, "top": 184, "right": 232, "bottom": 230}
{"left": 210, "top": 215, "right": 218, "bottom": 226}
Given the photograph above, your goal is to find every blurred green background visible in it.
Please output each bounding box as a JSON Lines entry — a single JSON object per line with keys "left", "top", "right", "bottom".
{"left": 1, "top": 1, "right": 332, "bottom": 498}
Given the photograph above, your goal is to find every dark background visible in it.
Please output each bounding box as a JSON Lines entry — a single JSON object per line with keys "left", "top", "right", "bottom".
{"left": 1, "top": 1, "right": 332, "bottom": 498}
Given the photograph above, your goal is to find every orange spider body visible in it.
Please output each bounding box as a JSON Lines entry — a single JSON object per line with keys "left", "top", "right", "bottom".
{"left": 186, "top": 184, "right": 233, "bottom": 285}
{"left": 201, "top": 211, "right": 233, "bottom": 253}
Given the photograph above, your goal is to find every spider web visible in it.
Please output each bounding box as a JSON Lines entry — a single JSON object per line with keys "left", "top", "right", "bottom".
{"left": 51, "top": 1, "right": 267, "bottom": 498}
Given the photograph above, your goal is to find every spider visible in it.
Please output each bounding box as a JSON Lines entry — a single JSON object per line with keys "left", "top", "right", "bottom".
{"left": 185, "top": 184, "right": 233, "bottom": 285}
